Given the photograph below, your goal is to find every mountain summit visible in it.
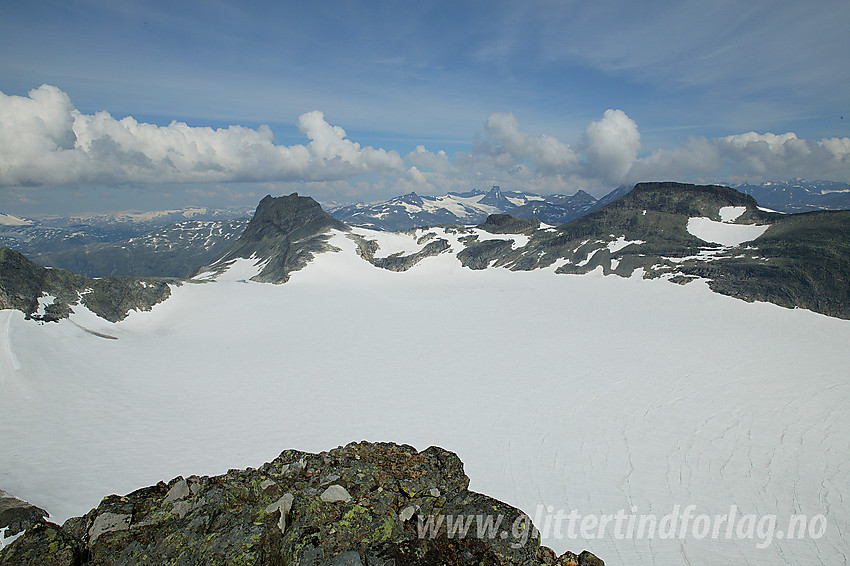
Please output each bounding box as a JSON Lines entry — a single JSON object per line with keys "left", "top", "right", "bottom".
{"left": 478, "top": 185, "right": 513, "bottom": 209}
{"left": 195, "top": 193, "right": 348, "bottom": 283}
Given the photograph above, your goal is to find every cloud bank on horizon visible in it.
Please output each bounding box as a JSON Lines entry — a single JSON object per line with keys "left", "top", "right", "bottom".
{"left": 2, "top": 84, "right": 849, "bottom": 205}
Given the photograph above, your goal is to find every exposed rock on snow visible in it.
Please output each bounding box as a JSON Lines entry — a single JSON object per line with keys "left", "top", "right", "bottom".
{"left": 0, "top": 247, "right": 175, "bottom": 323}
{"left": 0, "top": 490, "right": 48, "bottom": 547}
{"left": 0, "top": 442, "right": 603, "bottom": 566}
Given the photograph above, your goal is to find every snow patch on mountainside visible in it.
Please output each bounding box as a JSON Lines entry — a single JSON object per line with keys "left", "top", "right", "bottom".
{"left": 718, "top": 206, "right": 747, "bottom": 222}
{"left": 0, "top": 213, "right": 33, "bottom": 226}
{"left": 687, "top": 217, "right": 770, "bottom": 246}
{"left": 473, "top": 229, "right": 531, "bottom": 249}
{"left": 422, "top": 194, "right": 501, "bottom": 217}
{"left": 193, "top": 254, "right": 267, "bottom": 282}
{"left": 607, "top": 236, "right": 644, "bottom": 253}
{"left": 353, "top": 228, "right": 425, "bottom": 257}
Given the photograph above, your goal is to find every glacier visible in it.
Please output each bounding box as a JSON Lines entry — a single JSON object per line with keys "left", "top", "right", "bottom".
{"left": 1, "top": 230, "right": 848, "bottom": 564}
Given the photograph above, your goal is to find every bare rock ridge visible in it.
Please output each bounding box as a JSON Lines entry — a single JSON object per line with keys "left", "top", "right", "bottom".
{"left": 0, "top": 491, "right": 48, "bottom": 546}
{"left": 0, "top": 442, "right": 604, "bottom": 566}
{"left": 196, "top": 193, "right": 349, "bottom": 283}
{"left": 0, "top": 247, "right": 175, "bottom": 323}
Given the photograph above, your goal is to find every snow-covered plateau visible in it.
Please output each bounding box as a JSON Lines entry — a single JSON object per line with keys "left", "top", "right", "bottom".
{"left": 1, "top": 230, "right": 849, "bottom": 565}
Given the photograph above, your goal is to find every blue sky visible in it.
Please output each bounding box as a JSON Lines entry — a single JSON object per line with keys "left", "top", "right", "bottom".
{"left": 1, "top": 0, "right": 849, "bottom": 213}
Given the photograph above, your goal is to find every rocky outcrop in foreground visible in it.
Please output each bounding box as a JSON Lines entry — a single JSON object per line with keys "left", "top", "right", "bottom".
{"left": 0, "top": 442, "right": 602, "bottom": 565}
{"left": 0, "top": 490, "right": 48, "bottom": 546}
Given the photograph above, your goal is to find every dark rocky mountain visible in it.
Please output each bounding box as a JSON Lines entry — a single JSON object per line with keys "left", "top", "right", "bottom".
{"left": 328, "top": 186, "right": 612, "bottom": 231}
{"left": 194, "top": 193, "right": 348, "bottom": 284}
{"left": 31, "top": 218, "right": 250, "bottom": 278}
{"left": 0, "top": 247, "right": 175, "bottom": 323}
{"left": 0, "top": 442, "right": 603, "bottom": 566}
{"left": 735, "top": 179, "right": 850, "bottom": 212}
{"left": 477, "top": 185, "right": 515, "bottom": 209}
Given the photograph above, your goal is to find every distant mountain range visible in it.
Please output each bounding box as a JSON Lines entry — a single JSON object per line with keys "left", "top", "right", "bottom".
{"left": 3, "top": 181, "right": 847, "bottom": 566}
{"left": 3, "top": 181, "right": 849, "bottom": 321}
{"left": 0, "top": 206, "right": 254, "bottom": 256}
{"left": 30, "top": 218, "right": 251, "bottom": 279}
{"left": 327, "top": 185, "right": 618, "bottom": 230}
{"left": 734, "top": 179, "right": 850, "bottom": 212}
{"left": 2, "top": 179, "right": 848, "bottom": 283}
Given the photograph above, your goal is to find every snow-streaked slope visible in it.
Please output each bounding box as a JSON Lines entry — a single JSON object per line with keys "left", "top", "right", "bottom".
{"left": 0, "top": 213, "right": 32, "bottom": 226}
{"left": 353, "top": 226, "right": 532, "bottom": 258}
{"left": 2, "top": 231, "right": 849, "bottom": 565}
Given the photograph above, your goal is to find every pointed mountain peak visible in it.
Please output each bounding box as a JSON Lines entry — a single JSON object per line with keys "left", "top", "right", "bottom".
{"left": 479, "top": 185, "right": 513, "bottom": 209}
{"left": 392, "top": 192, "right": 424, "bottom": 207}
{"left": 196, "top": 193, "right": 348, "bottom": 284}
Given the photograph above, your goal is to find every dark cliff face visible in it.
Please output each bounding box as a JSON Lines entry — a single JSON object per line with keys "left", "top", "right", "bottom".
{"left": 0, "top": 442, "right": 604, "bottom": 566}
{"left": 197, "top": 193, "right": 349, "bottom": 284}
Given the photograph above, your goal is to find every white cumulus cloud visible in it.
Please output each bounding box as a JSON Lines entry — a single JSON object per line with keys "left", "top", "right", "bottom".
{"left": 631, "top": 131, "right": 850, "bottom": 182}
{"left": 3, "top": 85, "right": 850, "bottom": 202}
{"left": 583, "top": 109, "right": 641, "bottom": 184}
{"left": 483, "top": 112, "right": 581, "bottom": 174}
{"left": 0, "top": 85, "right": 404, "bottom": 187}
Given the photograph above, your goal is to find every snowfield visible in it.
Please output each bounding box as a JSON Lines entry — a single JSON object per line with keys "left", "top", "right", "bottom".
{"left": 1, "top": 231, "right": 849, "bottom": 565}
{"left": 687, "top": 217, "right": 770, "bottom": 247}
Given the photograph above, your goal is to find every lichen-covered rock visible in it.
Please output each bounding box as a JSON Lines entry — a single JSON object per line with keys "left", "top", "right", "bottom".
{"left": 0, "top": 490, "right": 48, "bottom": 539}
{"left": 0, "top": 521, "right": 84, "bottom": 565}
{"left": 0, "top": 442, "right": 603, "bottom": 565}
